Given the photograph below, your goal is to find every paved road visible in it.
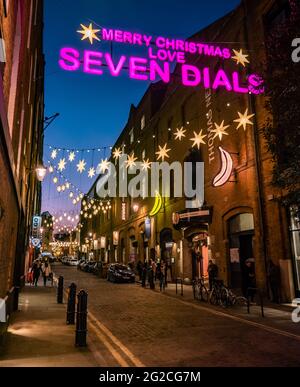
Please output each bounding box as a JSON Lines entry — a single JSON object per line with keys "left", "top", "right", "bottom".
{"left": 54, "top": 264, "right": 300, "bottom": 367}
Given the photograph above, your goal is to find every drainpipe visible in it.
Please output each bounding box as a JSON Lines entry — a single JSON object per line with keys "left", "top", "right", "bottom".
{"left": 242, "top": 0, "right": 268, "bottom": 288}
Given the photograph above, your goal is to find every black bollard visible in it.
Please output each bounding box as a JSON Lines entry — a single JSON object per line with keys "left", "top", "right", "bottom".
{"left": 57, "top": 276, "right": 64, "bottom": 304}
{"left": 66, "top": 283, "right": 77, "bottom": 325}
{"left": 75, "top": 290, "right": 88, "bottom": 347}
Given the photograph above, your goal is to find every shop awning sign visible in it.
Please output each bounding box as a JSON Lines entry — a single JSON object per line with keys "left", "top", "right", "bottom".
{"left": 172, "top": 208, "right": 212, "bottom": 229}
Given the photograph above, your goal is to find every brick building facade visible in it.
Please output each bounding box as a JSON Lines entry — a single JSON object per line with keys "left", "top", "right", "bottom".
{"left": 80, "top": 0, "right": 299, "bottom": 302}
{"left": 0, "top": 0, "right": 44, "bottom": 299}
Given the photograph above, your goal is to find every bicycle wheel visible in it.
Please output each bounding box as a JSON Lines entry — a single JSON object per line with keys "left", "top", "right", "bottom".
{"left": 220, "top": 287, "right": 229, "bottom": 307}
{"left": 209, "top": 288, "right": 218, "bottom": 305}
{"left": 235, "top": 296, "right": 248, "bottom": 306}
{"left": 200, "top": 286, "right": 209, "bottom": 302}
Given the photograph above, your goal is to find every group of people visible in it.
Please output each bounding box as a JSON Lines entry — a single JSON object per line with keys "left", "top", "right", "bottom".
{"left": 28, "top": 259, "right": 53, "bottom": 287}
{"left": 136, "top": 259, "right": 170, "bottom": 292}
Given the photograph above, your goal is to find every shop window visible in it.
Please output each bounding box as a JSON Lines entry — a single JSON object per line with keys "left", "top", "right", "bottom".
{"left": 290, "top": 206, "right": 300, "bottom": 294}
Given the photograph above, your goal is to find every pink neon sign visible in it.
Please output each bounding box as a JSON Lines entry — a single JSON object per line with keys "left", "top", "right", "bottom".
{"left": 59, "top": 27, "right": 265, "bottom": 94}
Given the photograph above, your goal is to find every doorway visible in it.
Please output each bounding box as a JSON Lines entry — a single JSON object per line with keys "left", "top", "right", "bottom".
{"left": 228, "top": 213, "right": 255, "bottom": 290}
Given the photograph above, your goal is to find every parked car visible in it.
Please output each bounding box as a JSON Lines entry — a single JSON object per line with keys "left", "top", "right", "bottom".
{"left": 41, "top": 252, "right": 55, "bottom": 263}
{"left": 69, "top": 258, "right": 79, "bottom": 266}
{"left": 107, "top": 264, "right": 135, "bottom": 283}
{"left": 84, "top": 261, "right": 97, "bottom": 273}
{"left": 77, "top": 259, "right": 86, "bottom": 270}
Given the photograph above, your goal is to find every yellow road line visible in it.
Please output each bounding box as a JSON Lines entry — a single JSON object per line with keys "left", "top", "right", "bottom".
{"left": 89, "top": 311, "right": 145, "bottom": 367}
{"left": 88, "top": 319, "right": 129, "bottom": 367}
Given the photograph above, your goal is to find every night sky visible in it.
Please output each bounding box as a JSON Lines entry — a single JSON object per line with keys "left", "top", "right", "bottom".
{"left": 42, "top": 0, "right": 241, "bottom": 228}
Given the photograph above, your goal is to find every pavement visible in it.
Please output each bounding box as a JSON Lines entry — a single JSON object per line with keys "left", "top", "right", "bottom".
{"left": 1, "top": 264, "right": 300, "bottom": 367}
{"left": 0, "top": 279, "right": 100, "bottom": 367}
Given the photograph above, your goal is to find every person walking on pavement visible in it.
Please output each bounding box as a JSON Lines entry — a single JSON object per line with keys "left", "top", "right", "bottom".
{"left": 208, "top": 259, "right": 218, "bottom": 291}
{"left": 160, "top": 260, "right": 166, "bottom": 292}
{"left": 32, "top": 262, "right": 41, "bottom": 287}
{"left": 42, "top": 262, "right": 52, "bottom": 287}
{"left": 136, "top": 260, "right": 143, "bottom": 281}
{"left": 267, "top": 260, "right": 281, "bottom": 304}
{"left": 141, "top": 261, "right": 148, "bottom": 288}
{"left": 148, "top": 259, "right": 155, "bottom": 290}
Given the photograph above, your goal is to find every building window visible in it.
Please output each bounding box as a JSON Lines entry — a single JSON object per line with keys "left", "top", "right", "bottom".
{"left": 141, "top": 115, "right": 145, "bottom": 130}
{"left": 0, "top": 26, "right": 6, "bottom": 76}
{"left": 129, "top": 128, "right": 134, "bottom": 144}
{"left": 3, "top": 0, "right": 9, "bottom": 17}
{"left": 290, "top": 206, "right": 300, "bottom": 295}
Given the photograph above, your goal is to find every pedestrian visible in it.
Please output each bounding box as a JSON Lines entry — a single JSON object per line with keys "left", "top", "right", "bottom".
{"left": 141, "top": 261, "right": 148, "bottom": 288}
{"left": 267, "top": 260, "right": 281, "bottom": 303}
{"left": 155, "top": 262, "right": 162, "bottom": 282}
{"left": 136, "top": 260, "right": 143, "bottom": 281}
{"left": 148, "top": 259, "right": 155, "bottom": 290}
{"left": 207, "top": 259, "right": 218, "bottom": 291}
{"left": 160, "top": 260, "right": 166, "bottom": 292}
{"left": 42, "top": 262, "right": 52, "bottom": 287}
{"left": 32, "top": 262, "right": 41, "bottom": 287}
{"left": 243, "top": 259, "right": 256, "bottom": 302}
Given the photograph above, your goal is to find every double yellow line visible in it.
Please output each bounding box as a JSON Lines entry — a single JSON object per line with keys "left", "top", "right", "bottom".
{"left": 88, "top": 311, "right": 145, "bottom": 367}
{"left": 61, "top": 284, "right": 144, "bottom": 367}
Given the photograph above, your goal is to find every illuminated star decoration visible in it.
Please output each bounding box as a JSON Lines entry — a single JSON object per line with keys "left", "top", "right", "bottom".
{"left": 77, "top": 160, "right": 86, "bottom": 174}
{"left": 232, "top": 49, "right": 250, "bottom": 67}
{"left": 212, "top": 121, "right": 230, "bottom": 141}
{"left": 234, "top": 109, "right": 255, "bottom": 131}
{"left": 88, "top": 167, "right": 96, "bottom": 179}
{"left": 98, "top": 158, "right": 110, "bottom": 174}
{"left": 174, "top": 127, "right": 187, "bottom": 141}
{"left": 58, "top": 158, "right": 66, "bottom": 172}
{"left": 113, "top": 147, "right": 122, "bottom": 160}
{"left": 156, "top": 144, "right": 171, "bottom": 161}
{"left": 190, "top": 130, "right": 207, "bottom": 149}
{"left": 51, "top": 149, "right": 57, "bottom": 160}
{"left": 48, "top": 166, "right": 54, "bottom": 173}
{"left": 126, "top": 153, "right": 138, "bottom": 169}
{"left": 142, "top": 159, "right": 151, "bottom": 171}
{"left": 77, "top": 23, "right": 101, "bottom": 45}
{"left": 69, "top": 151, "right": 76, "bottom": 162}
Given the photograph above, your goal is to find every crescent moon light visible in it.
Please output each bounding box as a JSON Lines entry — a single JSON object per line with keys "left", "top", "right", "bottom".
{"left": 212, "top": 147, "right": 233, "bottom": 187}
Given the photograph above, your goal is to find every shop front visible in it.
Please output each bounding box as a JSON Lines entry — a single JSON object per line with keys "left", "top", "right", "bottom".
{"left": 173, "top": 207, "right": 212, "bottom": 280}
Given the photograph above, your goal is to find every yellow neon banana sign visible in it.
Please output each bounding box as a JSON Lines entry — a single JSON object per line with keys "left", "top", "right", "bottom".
{"left": 149, "top": 191, "right": 162, "bottom": 217}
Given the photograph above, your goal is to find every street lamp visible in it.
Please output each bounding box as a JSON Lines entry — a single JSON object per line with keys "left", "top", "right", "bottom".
{"left": 35, "top": 165, "right": 47, "bottom": 182}
{"left": 133, "top": 204, "right": 139, "bottom": 213}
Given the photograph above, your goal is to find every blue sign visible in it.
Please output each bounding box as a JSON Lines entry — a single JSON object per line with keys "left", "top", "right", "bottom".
{"left": 145, "top": 217, "right": 151, "bottom": 240}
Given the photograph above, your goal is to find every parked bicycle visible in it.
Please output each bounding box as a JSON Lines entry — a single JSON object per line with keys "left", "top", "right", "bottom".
{"left": 192, "top": 277, "right": 209, "bottom": 302}
{"left": 209, "top": 279, "right": 228, "bottom": 307}
{"left": 210, "top": 279, "right": 247, "bottom": 308}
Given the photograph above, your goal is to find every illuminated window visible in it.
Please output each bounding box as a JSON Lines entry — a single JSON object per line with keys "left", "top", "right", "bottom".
{"left": 141, "top": 115, "right": 145, "bottom": 130}
{"left": 142, "top": 149, "right": 146, "bottom": 160}
{"left": 129, "top": 128, "right": 134, "bottom": 144}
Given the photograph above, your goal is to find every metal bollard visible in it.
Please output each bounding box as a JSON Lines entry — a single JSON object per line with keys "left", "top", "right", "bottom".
{"left": 75, "top": 290, "right": 88, "bottom": 347}
{"left": 57, "top": 276, "right": 64, "bottom": 304}
{"left": 66, "top": 283, "right": 77, "bottom": 325}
